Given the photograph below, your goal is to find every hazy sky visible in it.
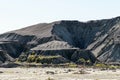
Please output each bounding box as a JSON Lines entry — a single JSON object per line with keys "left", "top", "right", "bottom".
{"left": 0, "top": 0, "right": 120, "bottom": 34}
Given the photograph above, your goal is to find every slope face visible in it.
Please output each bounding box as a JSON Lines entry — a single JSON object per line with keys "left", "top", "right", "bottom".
{"left": 0, "top": 50, "right": 13, "bottom": 63}
{"left": 10, "top": 22, "right": 60, "bottom": 37}
{"left": 98, "top": 44, "right": 120, "bottom": 62}
{"left": 31, "top": 40, "right": 77, "bottom": 50}
{"left": 0, "top": 17, "right": 120, "bottom": 63}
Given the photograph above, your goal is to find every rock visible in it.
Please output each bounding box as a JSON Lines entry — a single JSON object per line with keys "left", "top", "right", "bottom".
{"left": 46, "top": 71, "right": 55, "bottom": 75}
{"left": 0, "top": 71, "right": 3, "bottom": 73}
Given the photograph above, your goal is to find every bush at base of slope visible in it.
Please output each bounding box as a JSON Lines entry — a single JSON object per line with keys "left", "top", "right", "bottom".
{"left": 18, "top": 53, "right": 69, "bottom": 64}
{"left": 35, "top": 55, "right": 69, "bottom": 64}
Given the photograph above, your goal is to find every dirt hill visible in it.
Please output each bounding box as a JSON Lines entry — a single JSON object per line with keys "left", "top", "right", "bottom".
{"left": 0, "top": 16, "right": 120, "bottom": 64}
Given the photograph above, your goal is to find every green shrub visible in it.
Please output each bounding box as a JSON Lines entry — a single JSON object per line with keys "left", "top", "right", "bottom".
{"left": 35, "top": 55, "right": 60, "bottom": 64}
{"left": 68, "top": 63, "right": 77, "bottom": 68}
{"left": 31, "top": 52, "right": 36, "bottom": 55}
{"left": 46, "top": 77, "right": 54, "bottom": 80}
{"left": 27, "top": 55, "right": 36, "bottom": 63}
{"left": 108, "top": 65, "right": 117, "bottom": 70}
{"left": 77, "top": 58, "right": 86, "bottom": 64}
{"left": 95, "top": 63, "right": 107, "bottom": 68}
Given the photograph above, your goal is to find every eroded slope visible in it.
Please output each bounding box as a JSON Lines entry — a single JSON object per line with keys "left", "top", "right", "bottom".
{"left": 0, "top": 17, "right": 120, "bottom": 64}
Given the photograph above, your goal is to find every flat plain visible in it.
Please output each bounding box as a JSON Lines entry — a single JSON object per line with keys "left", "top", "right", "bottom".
{"left": 0, "top": 67, "right": 120, "bottom": 80}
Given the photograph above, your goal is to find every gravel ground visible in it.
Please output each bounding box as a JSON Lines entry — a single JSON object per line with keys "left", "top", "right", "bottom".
{"left": 0, "top": 68, "right": 120, "bottom": 80}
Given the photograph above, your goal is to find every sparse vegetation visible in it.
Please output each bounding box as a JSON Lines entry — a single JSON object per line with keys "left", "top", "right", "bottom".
{"left": 94, "top": 63, "right": 119, "bottom": 71}
{"left": 46, "top": 77, "right": 54, "bottom": 80}
{"left": 27, "top": 54, "right": 36, "bottom": 63}
{"left": 77, "top": 58, "right": 87, "bottom": 67}
{"left": 95, "top": 63, "right": 107, "bottom": 68}
{"left": 18, "top": 54, "right": 65, "bottom": 64}
{"left": 35, "top": 55, "right": 62, "bottom": 64}
{"left": 67, "top": 63, "right": 77, "bottom": 68}
{"left": 108, "top": 65, "right": 117, "bottom": 70}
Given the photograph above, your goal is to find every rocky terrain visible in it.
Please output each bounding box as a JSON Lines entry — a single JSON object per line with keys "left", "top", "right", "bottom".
{"left": 0, "top": 16, "right": 120, "bottom": 64}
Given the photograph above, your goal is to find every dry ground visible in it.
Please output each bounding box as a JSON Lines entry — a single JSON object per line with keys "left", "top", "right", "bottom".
{"left": 0, "top": 67, "right": 120, "bottom": 80}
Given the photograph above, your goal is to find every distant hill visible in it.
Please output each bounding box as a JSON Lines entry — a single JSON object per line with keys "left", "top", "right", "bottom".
{"left": 0, "top": 16, "right": 120, "bottom": 64}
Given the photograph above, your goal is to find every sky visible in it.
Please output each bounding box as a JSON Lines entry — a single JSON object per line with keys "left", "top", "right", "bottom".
{"left": 0, "top": 0, "right": 120, "bottom": 34}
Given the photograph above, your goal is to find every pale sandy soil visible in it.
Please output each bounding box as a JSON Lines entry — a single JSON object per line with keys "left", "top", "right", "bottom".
{"left": 0, "top": 67, "right": 120, "bottom": 80}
